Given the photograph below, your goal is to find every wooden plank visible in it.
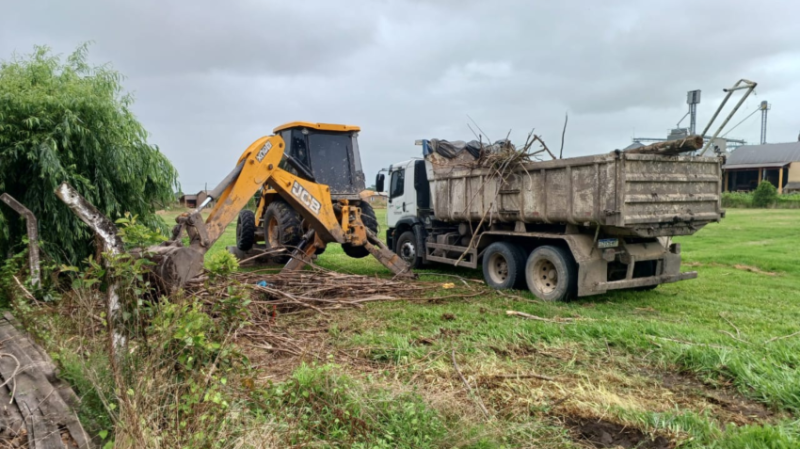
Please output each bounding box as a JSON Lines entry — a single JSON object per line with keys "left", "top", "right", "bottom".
{"left": 3, "top": 314, "right": 91, "bottom": 449}
{"left": 0, "top": 378, "right": 26, "bottom": 444}
{"left": 0, "top": 319, "right": 62, "bottom": 448}
{"left": 0, "top": 314, "right": 92, "bottom": 448}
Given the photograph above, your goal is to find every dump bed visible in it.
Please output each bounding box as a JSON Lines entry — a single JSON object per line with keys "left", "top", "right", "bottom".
{"left": 426, "top": 151, "right": 724, "bottom": 237}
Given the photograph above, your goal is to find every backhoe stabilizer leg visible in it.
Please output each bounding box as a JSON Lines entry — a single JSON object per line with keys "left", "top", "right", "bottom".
{"left": 365, "top": 231, "right": 416, "bottom": 279}
{"left": 282, "top": 230, "right": 320, "bottom": 273}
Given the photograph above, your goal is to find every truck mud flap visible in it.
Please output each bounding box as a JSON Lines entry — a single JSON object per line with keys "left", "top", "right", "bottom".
{"left": 596, "top": 271, "right": 697, "bottom": 291}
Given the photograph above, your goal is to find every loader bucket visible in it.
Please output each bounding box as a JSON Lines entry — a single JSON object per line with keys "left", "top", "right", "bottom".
{"left": 145, "top": 245, "right": 206, "bottom": 289}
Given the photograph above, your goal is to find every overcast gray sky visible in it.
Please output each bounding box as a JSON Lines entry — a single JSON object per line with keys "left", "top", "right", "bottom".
{"left": 3, "top": 0, "right": 799, "bottom": 193}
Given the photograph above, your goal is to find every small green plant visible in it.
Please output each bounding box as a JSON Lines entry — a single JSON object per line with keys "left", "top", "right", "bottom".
{"left": 752, "top": 181, "right": 778, "bottom": 208}
{"left": 0, "top": 246, "right": 29, "bottom": 307}
{"left": 263, "top": 363, "right": 446, "bottom": 448}
{"left": 115, "top": 212, "right": 167, "bottom": 249}
{"left": 206, "top": 251, "right": 239, "bottom": 277}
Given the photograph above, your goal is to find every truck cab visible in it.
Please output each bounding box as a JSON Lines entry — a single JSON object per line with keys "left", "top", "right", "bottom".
{"left": 376, "top": 158, "right": 431, "bottom": 267}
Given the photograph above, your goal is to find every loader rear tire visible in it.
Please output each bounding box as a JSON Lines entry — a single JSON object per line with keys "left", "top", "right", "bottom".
{"left": 343, "top": 202, "right": 378, "bottom": 259}
{"left": 264, "top": 199, "right": 303, "bottom": 263}
{"left": 236, "top": 210, "right": 257, "bottom": 251}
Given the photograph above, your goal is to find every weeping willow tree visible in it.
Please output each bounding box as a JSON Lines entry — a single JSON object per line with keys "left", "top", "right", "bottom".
{"left": 0, "top": 45, "right": 179, "bottom": 264}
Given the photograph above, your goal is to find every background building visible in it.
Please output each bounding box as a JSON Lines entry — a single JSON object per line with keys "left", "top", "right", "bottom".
{"left": 722, "top": 141, "right": 800, "bottom": 194}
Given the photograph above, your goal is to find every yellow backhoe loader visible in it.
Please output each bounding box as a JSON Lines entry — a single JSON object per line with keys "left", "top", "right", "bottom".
{"left": 147, "top": 122, "right": 412, "bottom": 287}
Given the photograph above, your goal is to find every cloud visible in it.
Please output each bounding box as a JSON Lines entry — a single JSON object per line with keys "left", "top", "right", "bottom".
{"left": 2, "top": 0, "right": 799, "bottom": 193}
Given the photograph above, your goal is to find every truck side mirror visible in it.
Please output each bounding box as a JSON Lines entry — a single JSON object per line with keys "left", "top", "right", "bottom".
{"left": 376, "top": 173, "right": 385, "bottom": 192}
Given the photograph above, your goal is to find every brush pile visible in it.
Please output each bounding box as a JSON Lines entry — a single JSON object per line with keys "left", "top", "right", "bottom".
{"left": 425, "top": 130, "right": 555, "bottom": 174}
{"left": 185, "top": 267, "right": 433, "bottom": 317}
{"left": 475, "top": 132, "right": 553, "bottom": 171}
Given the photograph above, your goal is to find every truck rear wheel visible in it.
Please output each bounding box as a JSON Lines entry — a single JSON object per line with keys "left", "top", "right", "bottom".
{"left": 395, "top": 230, "right": 423, "bottom": 268}
{"left": 236, "top": 210, "right": 256, "bottom": 251}
{"left": 482, "top": 242, "right": 526, "bottom": 290}
{"left": 343, "top": 202, "right": 378, "bottom": 259}
{"left": 264, "top": 199, "right": 303, "bottom": 263}
{"left": 525, "top": 246, "right": 577, "bottom": 301}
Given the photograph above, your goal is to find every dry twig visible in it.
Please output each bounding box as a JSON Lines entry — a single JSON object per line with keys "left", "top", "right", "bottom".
{"left": 506, "top": 310, "right": 578, "bottom": 324}
{"left": 765, "top": 331, "right": 800, "bottom": 344}
{"left": 719, "top": 312, "right": 741, "bottom": 338}
{"left": 451, "top": 349, "right": 490, "bottom": 419}
{"left": 489, "top": 373, "right": 555, "bottom": 382}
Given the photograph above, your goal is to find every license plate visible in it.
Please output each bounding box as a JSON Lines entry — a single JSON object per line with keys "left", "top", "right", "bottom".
{"left": 598, "top": 238, "right": 619, "bottom": 249}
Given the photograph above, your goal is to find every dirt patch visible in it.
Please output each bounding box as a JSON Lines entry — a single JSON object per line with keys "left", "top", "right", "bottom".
{"left": 565, "top": 417, "right": 671, "bottom": 449}
{"left": 681, "top": 261, "right": 778, "bottom": 276}
{"left": 659, "top": 372, "right": 774, "bottom": 425}
{"left": 733, "top": 264, "right": 777, "bottom": 276}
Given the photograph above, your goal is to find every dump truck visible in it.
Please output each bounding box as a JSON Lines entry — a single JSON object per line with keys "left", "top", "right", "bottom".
{"left": 376, "top": 135, "right": 724, "bottom": 301}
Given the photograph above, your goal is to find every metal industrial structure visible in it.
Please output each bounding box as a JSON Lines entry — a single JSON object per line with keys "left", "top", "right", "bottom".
{"left": 631, "top": 86, "right": 752, "bottom": 151}
{"left": 687, "top": 89, "right": 701, "bottom": 135}
{"left": 760, "top": 100, "right": 771, "bottom": 144}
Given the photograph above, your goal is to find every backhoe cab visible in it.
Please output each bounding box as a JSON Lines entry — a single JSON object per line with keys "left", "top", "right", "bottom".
{"left": 148, "top": 122, "right": 411, "bottom": 288}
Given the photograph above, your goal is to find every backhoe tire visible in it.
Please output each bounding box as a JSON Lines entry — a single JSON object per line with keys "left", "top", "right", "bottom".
{"left": 236, "top": 210, "right": 257, "bottom": 251}
{"left": 264, "top": 199, "right": 303, "bottom": 263}
{"left": 343, "top": 202, "right": 378, "bottom": 259}
{"left": 482, "top": 242, "right": 526, "bottom": 290}
{"left": 525, "top": 245, "right": 577, "bottom": 302}
{"left": 395, "top": 230, "right": 423, "bottom": 269}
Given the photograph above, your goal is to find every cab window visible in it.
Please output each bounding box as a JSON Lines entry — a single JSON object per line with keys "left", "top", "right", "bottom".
{"left": 390, "top": 169, "right": 405, "bottom": 199}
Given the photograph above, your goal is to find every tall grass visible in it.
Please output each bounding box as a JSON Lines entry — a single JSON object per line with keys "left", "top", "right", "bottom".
{"left": 722, "top": 191, "right": 800, "bottom": 208}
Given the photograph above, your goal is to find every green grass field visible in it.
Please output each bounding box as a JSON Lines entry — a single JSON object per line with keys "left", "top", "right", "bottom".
{"left": 158, "top": 208, "right": 800, "bottom": 448}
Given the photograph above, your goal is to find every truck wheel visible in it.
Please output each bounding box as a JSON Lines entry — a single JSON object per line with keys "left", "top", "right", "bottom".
{"left": 395, "top": 230, "right": 423, "bottom": 268}
{"left": 482, "top": 242, "right": 526, "bottom": 290}
{"left": 236, "top": 210, "right": 256, "bottom": 251}
{"left": 264, "top": 199, "right": 303, "bottom": 263}
{"left": 525, "top": 246, "right": 577, "bottom": 301}
{"left": 343, "top": 202, "right": 378, "bottom": 259}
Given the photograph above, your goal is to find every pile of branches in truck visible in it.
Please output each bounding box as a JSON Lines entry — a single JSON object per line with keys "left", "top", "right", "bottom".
{"left": 423, "top": 131, "right": 555, "bottom": 173}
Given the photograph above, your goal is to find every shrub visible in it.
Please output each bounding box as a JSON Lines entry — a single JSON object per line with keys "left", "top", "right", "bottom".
{"left": 206, "top": 251, "right": 239, "bottom": 277}
{"left": 721, "top": 192, "right": 753, "bottom": 208}
{"left": 752, "top": 181, "right": 778, "bottom": 208}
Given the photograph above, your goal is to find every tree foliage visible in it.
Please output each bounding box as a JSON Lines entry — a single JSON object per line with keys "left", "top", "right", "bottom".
{"left": 0, "top": 45, "right": 178, "bottom": 263}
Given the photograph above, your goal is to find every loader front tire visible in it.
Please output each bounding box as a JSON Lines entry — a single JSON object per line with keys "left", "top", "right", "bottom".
{"left": 236, "top": 210, "right": 257, "bottom": 251}
{"left": 343, "top": 202, "right": 378, "bottom": 259}
{"left": 264, "top": 199, "right": 303, "bottom": 263}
